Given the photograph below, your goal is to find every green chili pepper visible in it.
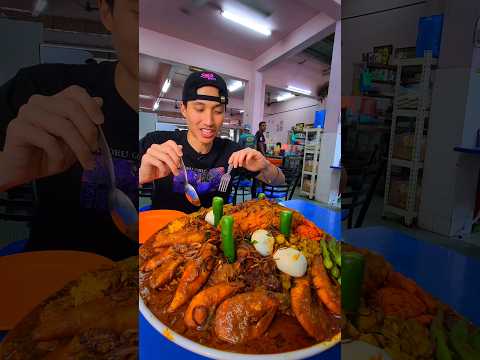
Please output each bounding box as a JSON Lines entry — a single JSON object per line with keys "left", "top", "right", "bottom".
{"left": 221, "top": 215, "right": 235, "bottom": 263}
{"left": 320, "top": 239, "right": 333, "bottom": 269}
{"left": 279, "top": 210, "right": 293, "bottom": 237}
{"left": 331, "top": 265, "right": 340, "bottom": 279}
{"left": 431, "top": 310, "right": 453, "bottom": 360}
{"left": 212, "top": 196, "right": 224, "bottom": 227}
{"left": 258, "top": 192, "right": 266, "bottom": 200}
{"left": 328, "top": 240, "right": 341, "bottom": 267}
{"left": 341, "top": 252, "right": 365, "bottom": 314}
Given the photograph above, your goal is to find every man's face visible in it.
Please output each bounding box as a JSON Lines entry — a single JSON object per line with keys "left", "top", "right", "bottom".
{"left": 180, "top": 86, "right": 225, "bottom": 145}
{"left": 99, "top": 0, "right": 139, "bottom": 80}
{"left": 260, "top": 123, "right": 267, "bottom": 132}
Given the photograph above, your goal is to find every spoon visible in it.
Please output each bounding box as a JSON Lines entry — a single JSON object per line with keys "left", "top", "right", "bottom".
{"left": 180, "top": 157, "right": 201, "bottom": 207}
{"left": 97, "top": 125, "right": 139, "bottom": 242}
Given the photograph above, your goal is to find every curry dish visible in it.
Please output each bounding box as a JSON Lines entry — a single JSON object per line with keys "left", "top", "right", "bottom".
{"left": 140, "top": 199, "right": 341, "bottom": 354}
{"left": 0, "top": 258, "right": 138, "bottom": 359}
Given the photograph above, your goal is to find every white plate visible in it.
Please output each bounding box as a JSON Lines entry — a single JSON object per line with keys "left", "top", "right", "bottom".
{"left": 140, "top": 297, "right": 340, "bottom": 360}
{"left": 341, "top": 341, "right": 392, "bottom": 360}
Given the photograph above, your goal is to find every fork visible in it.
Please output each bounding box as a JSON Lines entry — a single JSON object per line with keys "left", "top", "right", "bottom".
{"left": 218, "top": 164, "right": 233, "bottom": 192}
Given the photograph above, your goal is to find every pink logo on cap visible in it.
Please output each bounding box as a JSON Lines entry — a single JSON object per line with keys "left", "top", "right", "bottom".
{"left": 200, "top": 72, "right": 216, "bottom": 81}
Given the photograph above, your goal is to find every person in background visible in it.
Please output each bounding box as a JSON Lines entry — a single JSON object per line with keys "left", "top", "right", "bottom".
{"left": 238, "top": 124, "right": 255, "bottom": 149}
{"left": 0, "top": 0, "right": 139, "bottom": 260}
{"left": 255, "top": 121, "right": 267, "bottom": 155}
{"left": 139, "top": 71, "right": 285, "bottom": 214}
{"left": 273, "top": 142, "right": 282, "bottom": 156}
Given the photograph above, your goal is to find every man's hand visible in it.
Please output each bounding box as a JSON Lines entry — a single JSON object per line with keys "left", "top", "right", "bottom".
{"left": 139, "top": 140, "right": 183, "bottom": 184}
{"left": 228, "top": 148, "right": 268, "bottom": 172}
{"left": 1, "top": 85, "right": 104, "bottom": 190}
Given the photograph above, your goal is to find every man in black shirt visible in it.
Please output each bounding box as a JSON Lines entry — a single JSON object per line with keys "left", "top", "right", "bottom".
{"left": 255, "top": 121, "right": 267, "bottom": 155}
{"left": 0, "top": 0, "right": 139, "bottom": 260}
{"left": 139, "top": 71, "right": 285, "bottom": 213}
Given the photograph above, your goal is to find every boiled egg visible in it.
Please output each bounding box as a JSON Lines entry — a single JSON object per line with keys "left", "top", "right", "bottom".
{"left": 273, "top": 247, "right": 307, "bottom": 277}
{"left": 205, "top": 210, "right": 215, "bottom": 226}
{"left": 251, "top": 229, "right": 275, "bottom": 257}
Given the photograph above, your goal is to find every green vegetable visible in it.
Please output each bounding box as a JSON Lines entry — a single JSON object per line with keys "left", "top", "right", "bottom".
{"left": 328, "top": 240, "right": 341, "bottom": 267}
{"left": 341, "top": 252, "right": 365, "bottom": 314}
{"left": 320, "top": 240, "right": 333, "bottom": 269}
{"left": 331, "top": 265, "right": 340, "bottom": 279}
{"left": 279, "top": 210, "right": 293, "bottom": 237}
{"left": 258, "top": 192, "right": 266, "bottom": 200}
{"left": 449, "top": 319, "right": 479, "bottom": 360}
{"left": 221, "top": 215, "right": 235, "bottom": 263}
{"left": 212, "top": 196, "right": 224, "bottom": 227}
{"left": 471, "top": 329, "right": 480, "bottom": 352}
{"left": 337, "top": 276, "right": 341, "bottom": 286}
{"left": 431, "top": 310, "right": 453, "bottom": 360}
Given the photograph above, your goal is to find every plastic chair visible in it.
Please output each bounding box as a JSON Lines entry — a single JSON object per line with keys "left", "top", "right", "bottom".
{"left": 0, "top": 182, "right": 37, "bottom": 222}
{"left": 257, "top": 169, "right": 301, "bottom": 202}
{"left": 342, "top": 159, "right": 386, "bottom": 228}
{"left": 230, "top": 174, "right": 253, "bottom": 205}
{"left": 139, "top": 204, "right": 152, "bottom": 212}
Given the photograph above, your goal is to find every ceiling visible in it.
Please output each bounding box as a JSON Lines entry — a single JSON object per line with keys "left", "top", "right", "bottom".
{"left": 304, "top": 33, "right": 334, "bottom": 64}
{"left": 0, "top": 0, "right": 103, "bottom": 22}
{"left": 140, "top": 0, "right": 325, "bottom": 60}
{"left": 139, "top": 54, "right": 246, "bottom": 110}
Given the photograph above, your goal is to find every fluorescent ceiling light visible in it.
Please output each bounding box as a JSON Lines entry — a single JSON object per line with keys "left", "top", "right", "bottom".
{"left": 239, "top": 110, "right": 245, "bottom": 113}
{"left": 287, "top": 86, "right": 311, "bottom": 96}
{"left": 276, "top": 93, "right": 295, "bottom": 102}
{"left": 32, "top": 0, "right": 48, "bottom": 17}
{"left": 228, "top": 80, "right": 243, "bottom": 92}
{"left": 153, "top": 98, "right": 160, "bottom": 111}
{"left": 161, "top": 79, "right": 171, "bottom": 94}
{"left": 221, "top": 10, "right": 271, "bottom": 36}
{"left": 140, "top": 94, "right": 155, "bottom": 99}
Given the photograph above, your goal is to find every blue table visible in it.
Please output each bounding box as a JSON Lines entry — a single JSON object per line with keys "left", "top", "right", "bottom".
{"left": 344, "top": 226, "right": 480, "bottom": 326}
{"left": 140, "top": 200, "right": 341, "bottom": 360}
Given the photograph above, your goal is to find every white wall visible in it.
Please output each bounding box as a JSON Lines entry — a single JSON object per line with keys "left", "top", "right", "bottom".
{"left": 0, "top": 19, "right": 42, "bottom": 85}
{"left": 264, "top": 96, "right": 323, "bottom": 143}
{"left": 139, "top": 111, "right": 157, "bottom": 139}
{"left": 418, "top": 0, "right": 480, "bottom": 237}
{"left": 342, "top": 1, "right": 429, "bottom": 95}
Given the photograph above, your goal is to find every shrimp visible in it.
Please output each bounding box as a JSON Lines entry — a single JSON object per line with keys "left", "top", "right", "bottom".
{"left": 184, "top": 282, "right": 244, "bottom": 329}
{"left": 141, "top": 247, "right": 175, "bottom": 272}
{"left": 153, "top": 230, "right": 205, "bottom": 248}
{"left": 149, "top": 257, "right": 183, "bottom": 289}
{"left": 291, "top": 277, "right": 329, "bottom": 341}
{"left": 311, "top": 255, "right": 340, "bottom": 315}
{"left": 167, "top": 244, "right": 217, "bottom": 312}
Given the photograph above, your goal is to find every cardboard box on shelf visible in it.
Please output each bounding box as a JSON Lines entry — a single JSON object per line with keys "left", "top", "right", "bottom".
{"left": 392, "top": 133, "right": 426, "bottom": 161}
{"left": 304, "top": 160, "right": 314, "bottom": 172}
{"left": 302, "top": 177, "right": 312, "bottom": 193}
{"left": 388, "top": 178, "right": 422, "bottom": 210}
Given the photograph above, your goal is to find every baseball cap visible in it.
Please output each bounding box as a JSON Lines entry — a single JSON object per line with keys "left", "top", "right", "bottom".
{"left": 182, "top": 71, "right": 229, "bottom": 105}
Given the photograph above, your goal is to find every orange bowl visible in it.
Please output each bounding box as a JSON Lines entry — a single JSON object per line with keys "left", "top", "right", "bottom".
{"left": 139, "top": 210, "right": 186, "bottom": 244}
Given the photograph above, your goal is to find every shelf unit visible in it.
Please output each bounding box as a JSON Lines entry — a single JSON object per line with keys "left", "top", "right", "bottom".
{"left": 300, "top": 128, "right": 323, "bottom": 199}
{"left": 383, "top": 51, "right": 437, "bottom": 225}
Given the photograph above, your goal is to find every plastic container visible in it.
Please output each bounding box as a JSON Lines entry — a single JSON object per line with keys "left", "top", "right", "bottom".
{"left": 314, "top": 110, "right": 326, "bottom": 128}
{"left": 416, "top": 14, "right": 444, "bottom": 58}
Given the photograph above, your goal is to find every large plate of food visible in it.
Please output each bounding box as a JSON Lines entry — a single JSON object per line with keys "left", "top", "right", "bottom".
{"left": 342, "top": 243, "right": 480, "bottom": 360}
{"left": 139, "top": 199, "right": 341, "bottom": 359}
{"left": 0, "top": 257, "right": 138, "bottom": 359}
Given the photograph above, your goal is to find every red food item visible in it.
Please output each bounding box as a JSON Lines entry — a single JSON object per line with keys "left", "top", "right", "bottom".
{"left": 387, "top": 272, "right": 438, "bottom": 313}
{"left": 375, "top": 287, "right": 426, "bottom": 319}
